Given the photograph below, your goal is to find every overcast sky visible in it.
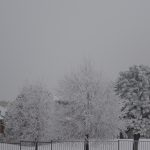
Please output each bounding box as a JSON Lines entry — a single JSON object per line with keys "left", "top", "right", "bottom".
{"left": 0, "top": 0, "right": 150, "bottom": 101}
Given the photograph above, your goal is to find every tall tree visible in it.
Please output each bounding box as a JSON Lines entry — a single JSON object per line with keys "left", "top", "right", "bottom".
{"left": 115, "top": 65, "right": 150, "bottom": 150}
{"left": 4, "top": 84, "right": 54, "bottom": 142}
{"left": 56, "top": 62, "right": 124, "bottom": 139}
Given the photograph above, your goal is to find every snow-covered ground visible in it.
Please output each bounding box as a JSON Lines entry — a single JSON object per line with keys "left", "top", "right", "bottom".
{"left": 1, "top": 140, "right": 150, "bottom": 150}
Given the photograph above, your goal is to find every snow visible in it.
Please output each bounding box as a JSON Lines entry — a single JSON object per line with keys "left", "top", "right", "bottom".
{"left": 0, "top": 106, "right": 6, "bottom": 120}
{"left": 1, "top": 140, "right": 150, "bottom": 150}
{"left": 0, "top": 106, "right": 6, "bottom": 117}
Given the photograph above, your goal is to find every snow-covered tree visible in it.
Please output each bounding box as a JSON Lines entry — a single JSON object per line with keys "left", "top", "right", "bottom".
{"left": 55, "top": 62, "right": 124, "bottom": 139}
{"left": 5, "top": 84, "right": 54, "bottom": 142}
{"left": 115, "top": 65, "right": 150, "bottom": 150}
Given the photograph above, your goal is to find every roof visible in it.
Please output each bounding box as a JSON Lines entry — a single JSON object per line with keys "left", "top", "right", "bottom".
{"left": 0, "top": 106, "right": 6, "bottom": 119}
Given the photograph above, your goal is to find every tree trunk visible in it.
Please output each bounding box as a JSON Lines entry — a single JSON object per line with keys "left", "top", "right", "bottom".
{"left": 84, "top": 134, "right": 89, "bottom": 150}
{"left": 133, "top": 133, "right": 140, "bottom": 150}
{"left": 35, "top": 142, "right": 38, "bottom": 150}
{"left": 119, "top": 132, "right": 124, "bottom": 139}
{"left": 35, "top": 138, "right": 38, "bottom": 150}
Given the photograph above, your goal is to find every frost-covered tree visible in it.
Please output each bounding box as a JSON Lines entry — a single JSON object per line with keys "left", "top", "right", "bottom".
{"left": 5, "top": 84, "right": 54, "bottom": 142}
{"left": 55, "top": 62, "right": 124, "bottom": 139}
{"left": 115, "top": 65, "right": 150, "bottom": 150}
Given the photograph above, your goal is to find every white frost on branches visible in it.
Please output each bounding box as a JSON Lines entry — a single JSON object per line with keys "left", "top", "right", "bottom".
{"left": 5, "top": 84, "right": 54, "bottom": 142}
{"left": 55, "top": 62, "right": 124, "bottom": 139}
{"left": 115, "top": 65, "right": 150, "bottom": 137}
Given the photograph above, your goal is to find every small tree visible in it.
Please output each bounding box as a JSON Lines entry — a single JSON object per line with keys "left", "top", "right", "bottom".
{"left": 56, "top": 62, "right": 124, "bottom": 140}
{"left": 5, "top": 84, "right": 54, "bottom": 142}
{"left": 115, "top": 65, "right": 150, "bottom": 150}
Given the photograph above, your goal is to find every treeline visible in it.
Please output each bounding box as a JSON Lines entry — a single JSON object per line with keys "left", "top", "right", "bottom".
{"left": 3, "top": 62, "right": 150, "bottom": 143}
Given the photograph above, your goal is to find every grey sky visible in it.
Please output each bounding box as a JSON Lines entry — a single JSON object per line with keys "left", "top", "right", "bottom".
{"left": 0, "top": 0, "right": 150, "bottom": 101}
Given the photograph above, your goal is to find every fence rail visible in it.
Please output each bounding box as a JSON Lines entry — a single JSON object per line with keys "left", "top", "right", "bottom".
{"left": 1, "top": 139, "right": 150, "bottom": 150}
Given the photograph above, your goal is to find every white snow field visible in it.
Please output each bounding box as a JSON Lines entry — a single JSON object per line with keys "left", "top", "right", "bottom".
{"left": 1, "top": 139, "right": 150, "bottom": 150}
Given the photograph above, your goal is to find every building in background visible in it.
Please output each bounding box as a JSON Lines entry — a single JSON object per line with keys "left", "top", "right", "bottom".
{"left": 0, "top": 105, "right": 7, "bottom": 135}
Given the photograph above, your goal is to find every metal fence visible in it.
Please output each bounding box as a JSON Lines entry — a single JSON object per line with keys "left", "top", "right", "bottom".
{"left": 1, "top": 139, "right": 150, "bottom": 150}
{"left": 0, "top": 142, "right": 20, "bottom": 150}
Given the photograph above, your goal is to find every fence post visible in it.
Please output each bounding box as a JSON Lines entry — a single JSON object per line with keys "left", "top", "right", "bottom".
{"left": 118, "top": 140, "right": 120, "bottom": 150}
{"left": 84, "top": 134, "right": 89, "bottom": 150}
{"left": 51, "top": 140, "right": 53, "bottom": 150}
